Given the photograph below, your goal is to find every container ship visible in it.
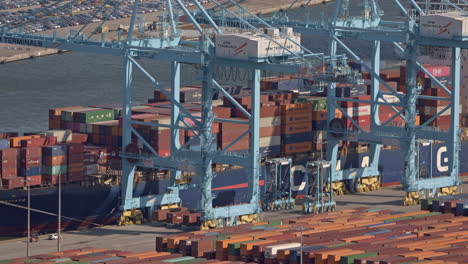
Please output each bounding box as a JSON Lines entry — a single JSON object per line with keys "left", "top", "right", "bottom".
{"left": 1, "top": 63, "right": 467, "bottom": 236}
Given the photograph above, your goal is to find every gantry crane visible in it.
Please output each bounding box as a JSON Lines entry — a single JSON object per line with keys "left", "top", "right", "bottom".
{"left": 198, "top": 0, "right": 465, "bottom": 206}
{"left": 0, "top": 0, "right": 360, "bottom": 226}
{"left": 262, "top": 158, "right": 295, "bottom": 211}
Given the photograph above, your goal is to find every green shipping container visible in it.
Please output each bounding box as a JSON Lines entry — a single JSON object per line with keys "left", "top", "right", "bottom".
{"left": 51, "top": 258, "right": 71, "bottom": 262}
{"left": 24, "top": 260, "right": 42, "bottom": 263}
{"left": 308, "top": 98, "right": 327, "bottom": 111}
{"left": 382, "top": 216, "right": 413, "bottom": 222}
{"left": 410, "top": 212, "right": 441, "bottom": 219}
{"left": 77, "top": 109, "right": 115, "bottom": 123}
{"left": 326, "top": 242, "right": 355, "bottom": 248}
{"left": 0, "top": 260, "right": 12, "bottom": 264}
{"left": 340, "top": 252, "right": 377, "bottom": 264}
{"left": 43, "top": 165, "right": 68, "bottom": 175}
{"left": 267, "top": 219, "right": 282, "bottom": 227}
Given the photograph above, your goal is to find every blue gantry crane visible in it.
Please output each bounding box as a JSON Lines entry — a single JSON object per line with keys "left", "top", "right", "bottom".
{"left": 0, "top": 0, "right": 361, "bottom": 226}
{"left": 197, "top": 0, "right": 466, "bottom": 207}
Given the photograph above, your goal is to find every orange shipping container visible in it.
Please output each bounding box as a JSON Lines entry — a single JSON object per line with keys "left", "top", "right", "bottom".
{"left": 312, "top": 110, "right": 327, "bottom": 121}
{"left": 281, "top": 103, "right": 312, "bottom": 115}
{"left": 282, "top": 113, "right": 312, "bottom": 125}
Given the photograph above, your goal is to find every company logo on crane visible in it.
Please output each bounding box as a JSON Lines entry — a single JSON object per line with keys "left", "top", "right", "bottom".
{"left": 438, "top": 22, "right": 452, "bottom": 35}
{"left": 234, "top": 42, "right": 248, "bottom": 56}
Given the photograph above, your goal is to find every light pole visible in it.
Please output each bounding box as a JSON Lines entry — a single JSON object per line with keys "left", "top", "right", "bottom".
{"left": 25, "top": 177, "right": 31, "bottom": 257}
{"left": 57, "top": 174, "right": 62, "bottom": 252}
{"left": 297, "top": 227, "right": 306, "bottom": 264}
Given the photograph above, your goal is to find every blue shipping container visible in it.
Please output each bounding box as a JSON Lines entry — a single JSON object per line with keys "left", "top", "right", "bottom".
{"left": 0, "top": 139, "right": 9, "bottom": 150}
{"left": 312, "top": 120, "right": 327, "bottom": 130}
{"left": 281, "top": 132, "right": 313, "bottom": 144}
{"left": 20, "top": 166, "right": 42, "bottom": 177}
{"left": 42, "top": 145, "right": 68, "bottom": 156}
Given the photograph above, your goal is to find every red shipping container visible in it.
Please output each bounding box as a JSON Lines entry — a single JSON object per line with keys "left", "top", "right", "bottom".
{"left": 167, "top": 212, "right": 187, "bottom": 224}
{"left": 27, "top": 175, "right": 42, "bottom": 186}
{"left": 20, "top": 147, "right": 42, "bottom": 168}
{"left": 0, "top": 148, "right": 18, "bottom": 169}
{"left": 218, "top": 134, "right": 249, "bottom": 151}
{"left": 2, "top": 177, "right": 25, "bottom": 188}
{"left": 20, "top": 137, "right": 47, "bottom": 148}
{"left": 343, "top": 116, "right": 371, "bottom": 129}
{"left": 1, "top": 167, "right": 18, "bottom": 179}
{"left": 212, "top": 107, "right": 232, "bottom": 118}
{"left": 67, "top": 143, "right": 84, "bottom": 154}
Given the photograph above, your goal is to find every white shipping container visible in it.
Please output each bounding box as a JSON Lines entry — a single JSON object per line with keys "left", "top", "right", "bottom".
{"left": 45, "top": 130, "right": 72, "bottom": 143}
{"left": 260, "top": 136, "right": 281, "bottom": 147}
{"left": 344, "top": 105, "right": 371, "bottom": 117}
{"left": 420, "top": 12, "right": 468, "bottom": 39}
{"left": 378, "top": 93, "right": 402, "bottom": 104}
{"left": 216, "top": 30, "right": 301, "bottom": 60}
{"left": 264, "top": 243, "right": 301, "bottom": 258}
{"left": 260, "top": 116, "right": 282, "bottom": 127}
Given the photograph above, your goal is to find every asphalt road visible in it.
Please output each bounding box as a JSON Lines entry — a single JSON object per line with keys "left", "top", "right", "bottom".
{"left": 0, "top": 179, "right": 466, "bottom": 260}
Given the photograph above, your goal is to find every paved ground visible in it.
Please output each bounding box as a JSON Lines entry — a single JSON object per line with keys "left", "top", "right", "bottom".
{"left": 0, "top": 178, "right": 466, "bottom": 260}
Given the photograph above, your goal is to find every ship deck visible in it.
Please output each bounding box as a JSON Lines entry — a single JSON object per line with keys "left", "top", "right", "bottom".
{"left": 1, "top": 177, "right": 467, "bottom": 260}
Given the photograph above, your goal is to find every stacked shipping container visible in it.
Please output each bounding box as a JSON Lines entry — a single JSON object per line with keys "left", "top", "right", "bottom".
{"left": 151, "top": 207, "right": 467, "bottom": 264}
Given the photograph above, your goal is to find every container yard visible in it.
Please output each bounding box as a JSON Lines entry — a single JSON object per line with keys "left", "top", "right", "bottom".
{"left": 1, "top": 205, "right": 467, "bottom": 263}
{"left": 2, "top": 0, "right": 468, "bottom": 263}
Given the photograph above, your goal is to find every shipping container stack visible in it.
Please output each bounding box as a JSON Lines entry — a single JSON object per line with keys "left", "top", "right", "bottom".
{"left": 309, "top": 97, "right": 328, "bottom": 153}
{"left": 154, "top": 207, "right": 468, "bottom": 264}
{"left": 0, "top": 147, "right": 21, "bottom": 189}
{"left": 68, "top": 143, "right": 85, "bottom": 182}
{"left": 280, "top": 102, "right": 313, "bottom": 155}
{"left": 1, "top": 207, "right": 466, "bottom": 264}
{"left": 60, "top": 107, "right": 117, "bottom": 146}
{"left": 19, "top": 147, "right": 42, "bottom": 186}
{"left": 42, "top": 145, "right": 68, "bottom": 185}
